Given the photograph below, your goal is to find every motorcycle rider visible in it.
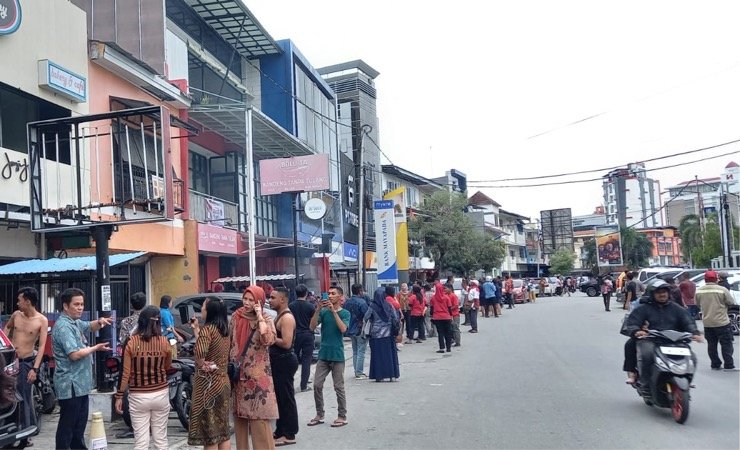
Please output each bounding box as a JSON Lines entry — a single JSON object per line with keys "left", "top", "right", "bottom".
{"left": 621, "top": 280, "right": 704, "bottom": 392}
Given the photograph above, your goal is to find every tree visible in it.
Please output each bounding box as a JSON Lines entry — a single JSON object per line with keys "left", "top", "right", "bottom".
{"left": 679, "top": 214, "right": 701, "bottom": 265}
{"left": 690, "top": 213, "right": 722, "bottom": 267}
{"left": 621, "top": 227, "right": 654, "bottom": 269}
{"left": 582, "top": 238, "right": 597, "bottom": 273}
{"left": 549, "top": 248, "right": 576, "bottom": 275}
{"left": 408, "top": 190, "right": 505, "bottom": 275}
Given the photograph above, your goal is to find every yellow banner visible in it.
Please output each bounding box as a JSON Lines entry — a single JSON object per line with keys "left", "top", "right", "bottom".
{"left": 383, "top": 187, "right": 409, "bottom": 271}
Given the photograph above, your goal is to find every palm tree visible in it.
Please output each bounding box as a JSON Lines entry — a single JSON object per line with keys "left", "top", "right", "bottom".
{"left": 679, "top": 214, "right": 702, "bottom": 267}
{"left": 620, "top": 227, "right": 654, "bottom": 269}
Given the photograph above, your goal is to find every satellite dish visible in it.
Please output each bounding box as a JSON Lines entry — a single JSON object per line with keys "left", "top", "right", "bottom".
{"left": 304, "top": 198, "right": 327, "bottom": 220}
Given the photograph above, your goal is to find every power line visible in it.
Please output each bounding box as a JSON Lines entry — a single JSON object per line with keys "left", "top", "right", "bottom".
{"left": 468, "top": 138, "right": 740, "bottom": 183}
{"left": 467, "top": 149, "right": 739, "bottom": 189}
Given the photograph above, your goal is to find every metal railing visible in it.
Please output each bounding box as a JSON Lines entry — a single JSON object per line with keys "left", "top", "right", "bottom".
{"left": 189, "top": 190, "right": 238, "bottom": 229}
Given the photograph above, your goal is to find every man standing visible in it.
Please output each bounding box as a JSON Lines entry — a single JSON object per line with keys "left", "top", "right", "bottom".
{"left": 493, "top": 276, "right": 504, "bottom": 316}
{"left": 678, "top": 272, "right": 698, "bottom": 319}
{"left": 466, "top": 279, "right": 480, "bottom": 333}
{"left": 504, "top": 274, "right": 515, "bottom": 309}
{"left": 3, "top": 287, "right": 48, "bottom": 447}
{"left": 446, "top": 284, "right": 462, "bottom": 347}
{"left": 52, "top": 288, "right": 112, "bottom": 450}
{"left": 623, "top": 272, "right": 637, "bottom": 311}
{"left": 289, "top": 284, "right": 316, "bottom": 392}
{"left": 344, "top": 284, "right": 369, "bottom": 379}
{"left": 481, "top": 276, "right": 496, "bottom": 318}
{"left": 308, "top": 286, "right": 350, "bottom": 428}
{"left": 269, "top": 287, "right": 300, "bottom": 446}
{"left": 695, "top": 271, "right": 737, "bottom": 371}
{"left": 423, "top": 283, "right": 436, "bottom": 338}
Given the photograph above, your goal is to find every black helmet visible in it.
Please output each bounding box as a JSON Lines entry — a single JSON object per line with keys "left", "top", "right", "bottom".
{"left": 650, "top": 279, "right": 671, "bottom": 295}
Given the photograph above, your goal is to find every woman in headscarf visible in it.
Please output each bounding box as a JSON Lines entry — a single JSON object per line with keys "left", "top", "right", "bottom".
{"left": 363, "top": 287, "right": 400, "bottom": 382}
{"left": 230, "top": 285, "right": 278, "bottom": 450}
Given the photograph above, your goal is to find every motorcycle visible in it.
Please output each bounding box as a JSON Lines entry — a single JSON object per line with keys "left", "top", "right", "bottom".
{"left": 31, "top": 354, "right": 56, "bottom": 415}
{"left": 169, "top": 359, "right": 194, "bottom": 430}
{"left": 103, "top": 355, "right": 132, "bottom": 429}
{"left": 632, "top": 329, "right": 696, "bottom": 424}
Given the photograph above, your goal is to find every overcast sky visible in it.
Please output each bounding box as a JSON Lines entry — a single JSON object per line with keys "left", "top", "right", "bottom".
{"left": 247, "top": 0, "right": 740, "bottom": 220}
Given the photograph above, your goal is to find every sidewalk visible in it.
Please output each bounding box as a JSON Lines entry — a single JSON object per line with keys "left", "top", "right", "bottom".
{"left": 32, "top": 339, "right": 353, "bottom": 449}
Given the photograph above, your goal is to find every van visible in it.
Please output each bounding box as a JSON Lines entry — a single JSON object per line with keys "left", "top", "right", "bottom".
{"left": 637, "top": 267, "right": 679, "bottom": 283}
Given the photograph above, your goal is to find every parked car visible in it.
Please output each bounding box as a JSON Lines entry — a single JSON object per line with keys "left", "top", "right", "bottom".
{"left": 0, "top": 330, "right": 38, "bottom": 448}
{"left": 511, "top": 279, "right": 527, "bottom": 303}
{"left": 637, "top": 266, "right": 683, "bottom": 283}
{"left": 173, "top": 293, "right": 321, "bottom": 359}
{"left": 579, "top": 277, "right": 600, "bottom": 297}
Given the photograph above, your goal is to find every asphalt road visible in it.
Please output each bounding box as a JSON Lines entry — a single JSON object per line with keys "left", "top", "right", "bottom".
{"left": 35, "top": 292, "right": 740, "bottom": 449}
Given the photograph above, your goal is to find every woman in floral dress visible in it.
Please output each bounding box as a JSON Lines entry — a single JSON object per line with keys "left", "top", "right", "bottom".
{"left": 188, "top": 297, "right": 231, "bottom": 449}
{"left": 230, "top": 285, "right": 278, "bottom": 450}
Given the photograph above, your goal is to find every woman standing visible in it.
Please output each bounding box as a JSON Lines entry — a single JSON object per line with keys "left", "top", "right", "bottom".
{"left": 601, "top": 275, "right": 613, "bottom": 312}
{"left": 115, "top": 306, "right": 172, "bottom": 450}
{"left": 188, "top": 297, "right": 231, "bottom": 450}
{"left": 430, "top": 281, "right": 454, "bottom": 353}
{"left": 230, "top": 286, "right": 278, "bottom": 450}
{"left": 364, "top": 287, "right": 400, "bottom": 382}
{"left": 408, "top": 285, "right": 426, "bottom": 342}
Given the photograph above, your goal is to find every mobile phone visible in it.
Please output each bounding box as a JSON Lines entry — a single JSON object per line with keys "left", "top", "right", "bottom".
{"left": 321, "top": 292, "right": 329, "bottom": 301}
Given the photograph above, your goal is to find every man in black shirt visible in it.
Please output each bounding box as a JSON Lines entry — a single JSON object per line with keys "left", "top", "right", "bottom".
{"left": 623, "top": 272, "right": 637, "bottom": 311}
{"left": 289, "top": 284, "right": 316, "bottom": 392}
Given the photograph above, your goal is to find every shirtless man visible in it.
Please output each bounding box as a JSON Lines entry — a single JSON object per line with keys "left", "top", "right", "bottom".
{"left": 3, "top": 287, "right": 49, "bottom": 445}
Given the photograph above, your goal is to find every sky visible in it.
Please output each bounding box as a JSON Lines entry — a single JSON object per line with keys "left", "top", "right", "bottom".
{"left": 246, "top": 0, "right": 740, "bottom": 220}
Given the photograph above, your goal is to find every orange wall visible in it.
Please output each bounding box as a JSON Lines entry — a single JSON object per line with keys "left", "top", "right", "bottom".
{"left": 87, "top": 63, "right": 186, "bottom": 256}
{"left": 150, "top": 220, "right": 200, "bottom": 301}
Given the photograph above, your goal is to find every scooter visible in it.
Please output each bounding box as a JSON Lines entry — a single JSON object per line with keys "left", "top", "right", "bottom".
{"left": 31, "top": 354, "right": 56, "bottom": 415}
{"left": 169, "top": 358, "right": 194, "bottom": 430}
{"left": 632, "top": 329, "right": 696, "bottom": 424}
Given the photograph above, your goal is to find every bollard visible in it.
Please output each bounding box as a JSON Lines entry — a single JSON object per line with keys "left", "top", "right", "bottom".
{"left": 89, "top": 411, "right": 108, "bottom": 449}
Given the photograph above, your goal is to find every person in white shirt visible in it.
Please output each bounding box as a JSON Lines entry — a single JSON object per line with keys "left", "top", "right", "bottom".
{"left": 466, "top": 280, "right": 480, "bottom": 333}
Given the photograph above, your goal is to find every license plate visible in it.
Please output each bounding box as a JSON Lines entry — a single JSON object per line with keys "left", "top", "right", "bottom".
{"left": 661, "top": 346, "right": 691, "bottom": 356}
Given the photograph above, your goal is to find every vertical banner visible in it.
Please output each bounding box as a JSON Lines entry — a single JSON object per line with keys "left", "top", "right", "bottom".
{"left": 383, "top": 187, "right": 409, "bottom": 272}
{"left": 374, "top": 200, "right": 398, "bottom": 284}
{"left": 595, "top": 225, "right": 623, "bottom": 267}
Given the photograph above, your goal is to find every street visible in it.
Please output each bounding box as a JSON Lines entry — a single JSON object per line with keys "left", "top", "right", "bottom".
{"left": 37, "top": 292, "right": 740, "bottom": 449}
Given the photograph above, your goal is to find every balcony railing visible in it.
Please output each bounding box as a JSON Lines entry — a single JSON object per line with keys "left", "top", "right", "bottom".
{"left": 189, "top": 190, "right": 238, "bottom": 229}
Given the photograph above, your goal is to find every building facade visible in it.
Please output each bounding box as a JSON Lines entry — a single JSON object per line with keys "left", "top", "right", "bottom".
{"left": 603, "top": 162, "right": 663, "bottom": 229}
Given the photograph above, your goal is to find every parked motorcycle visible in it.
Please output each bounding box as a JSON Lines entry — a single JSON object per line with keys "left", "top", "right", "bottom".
{"left": 169, "top": 359, "right": 194, "bottom": 430}
{"left": 104, "top": 355, "right": 132, "bottom": 429}
{"left": 631, "top": 329, "right": 696, "bottom": 424}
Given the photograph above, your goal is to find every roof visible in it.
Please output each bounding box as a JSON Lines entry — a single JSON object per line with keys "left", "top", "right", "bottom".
{"left": 498, "top": 209, "right": 530, "bottom": 221}
{"left": 381, "top": 165, "right": 444, "bottom": 189}
{"left": 672, "top": 177, "right": 721, "bottom": 187}
{"left": 727, "top": 161, "right": 739, "bottom": 168}
{"left": 182, "top": 0, "right": 280, "bottom": 58}
{"left": 0, "top": 252, "right": 146, "bottom": 276}
{"left": 317, "top": 60, "right": 380, "bottom": 79}
{"left": 468, "top": 191, "right": 501, "bottom": 207}
{"left": 213, "top": 274, "right": 298, "bottom": 283}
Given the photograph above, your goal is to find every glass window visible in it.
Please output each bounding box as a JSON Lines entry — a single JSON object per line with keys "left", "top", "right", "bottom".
{"left": 188, "top": 151, "right": 208, "bottom": 193}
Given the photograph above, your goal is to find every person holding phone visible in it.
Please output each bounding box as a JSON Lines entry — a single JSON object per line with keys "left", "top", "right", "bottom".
{"left": 308, "top": 286, "right": 350, "bottom": 428}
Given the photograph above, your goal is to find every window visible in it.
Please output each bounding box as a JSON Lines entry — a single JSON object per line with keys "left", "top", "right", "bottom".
{"left": 189, "top": 151, "right": 208, "bottom": 193}
{"left": 509, "top": 250, "right": 515, "bottom": 258}
{"left": 294, "top": 64, "right": 337, "bottom": 155}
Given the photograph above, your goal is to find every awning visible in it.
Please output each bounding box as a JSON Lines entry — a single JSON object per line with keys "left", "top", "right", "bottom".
{"left": 189, "top": 106, "right": 313, "bottom": 159}
{"left": 212, "top": 274, "right": 300, "bottom": 283}
{"left": 0, "top": 252, "right": 146, "bottom": 276}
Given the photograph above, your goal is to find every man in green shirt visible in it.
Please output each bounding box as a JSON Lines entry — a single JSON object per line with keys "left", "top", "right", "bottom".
{"left": 308, "top": 286, "right": 350, "bottom": 428}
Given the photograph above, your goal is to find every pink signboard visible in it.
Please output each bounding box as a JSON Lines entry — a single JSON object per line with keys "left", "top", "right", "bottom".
{"left": 198, "top": 223, "right": 238, "bottom": 254}
{"left": 259, "top": 154, "right": 330, "bottom": 195}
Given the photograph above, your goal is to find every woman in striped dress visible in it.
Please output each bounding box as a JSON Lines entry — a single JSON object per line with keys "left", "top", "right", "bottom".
{"left": 188, "top": 297, "right": 232, "bottom": 449}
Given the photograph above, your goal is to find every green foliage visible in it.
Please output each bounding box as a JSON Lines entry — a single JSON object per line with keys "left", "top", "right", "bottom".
{"left": 583, "top": 238, "right": 597, "bottom": 272}
{"left": 549, "top": 248, "right": 576, "bottom": 275}
{"left": 690, "top": 213, "right": 723, "bottom": 268}
{"left": 408, "top": 190, "right": 505, "bottom": 275}
{"left": 620, "top": 227, "right": 654, "bottom": 269}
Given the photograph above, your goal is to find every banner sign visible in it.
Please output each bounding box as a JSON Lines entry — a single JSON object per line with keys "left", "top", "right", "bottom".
{"left": 383, "top": 187, "right": 409, "bottom": 272}
{"left": 373, "top": 200, "right": 398, "bottom": 284}
{"left": 259, "top": 154, "right": 330, "bottom": 195}
{"left": 198, "top": 223, "right": 237, "bottom": 254}
{"left": 595, "top": 225, "right": 623, "bottom": 267}
{"left": 205, "top": 198, "right": 225, "bottom": 227}
{"left": 37, "top": 60, "right": 87, "bottom": 103}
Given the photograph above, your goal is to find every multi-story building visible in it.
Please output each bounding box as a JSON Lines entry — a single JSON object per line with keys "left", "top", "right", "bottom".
{"left": 603, "top": 162, "right": 663, "bottom": 229}
{"left": 639, "top": 227, "right": 682, "bottom": 266}
{"left": 664, "top": 162, "right": 740, "bottom": 229}
{"left": 500, "top": 209, "right": 531, "bottom": 276}
{"left": 572, "top": 209, "right": 606, "bottom": 269}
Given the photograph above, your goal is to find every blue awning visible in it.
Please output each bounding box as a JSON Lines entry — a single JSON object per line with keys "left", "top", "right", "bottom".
{"left": 0, "top": 252, "right": 146, "bottom": 276}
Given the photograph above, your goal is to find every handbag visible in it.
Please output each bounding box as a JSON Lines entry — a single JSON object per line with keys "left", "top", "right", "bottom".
{"left": 228, "top": 327, "right": 257, "bottom": 383}
{"left": 361, "top": 319, "right": 372, "bottom": 338}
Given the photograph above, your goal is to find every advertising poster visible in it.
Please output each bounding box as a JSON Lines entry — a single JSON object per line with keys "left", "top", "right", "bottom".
{"left": 595, "top": 225, "right": 623, "bottom": 267}
{"left": 373, "top": 200, "right": 398, "bottom": 284}
{"left": 258, "top": 154, "right": 330, "bottom": 195}
{"left": 383, "top": 187, "right": 409, "bottom": 272}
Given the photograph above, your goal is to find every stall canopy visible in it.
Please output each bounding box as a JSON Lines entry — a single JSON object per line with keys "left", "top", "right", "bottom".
{"left": 0, "top": 252, "right": 146, "bottom": 276}
{"left": 212, "top": 274, "right": 300, "bottom": 283}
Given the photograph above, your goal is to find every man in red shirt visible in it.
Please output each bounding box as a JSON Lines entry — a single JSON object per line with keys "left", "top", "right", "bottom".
{"left": 504, "top": 275, "right": 515, "bottom": 309}
{"left": 445, "top": 284, "right": 462, "bottom": 347}
{"left": 678, "top": 272, "right": 698, "bottom": 319}
{"left": 430, "top": 281, "right": 454, "bottom": 353}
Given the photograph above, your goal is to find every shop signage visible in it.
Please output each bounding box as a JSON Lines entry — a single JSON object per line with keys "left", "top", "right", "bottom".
{"left": 343, "top": 242, "right": 359, "bottom": 260}
{"left": 259, "top": 154, "right": 330, "bottom": 195}
{"left": 198, "top": 223, "right": 237, "bottom": 254}
{"left": 37, "top": 60, "right": 87, "bottom": 103}
{"left": 304, "top": 197, "right": 327, "bottom": 220}
{"left": 373, "top": 200, "right": 398, "bottom": 284}
{"left": 0, "top": 0, "right": 22, "bottom": 35}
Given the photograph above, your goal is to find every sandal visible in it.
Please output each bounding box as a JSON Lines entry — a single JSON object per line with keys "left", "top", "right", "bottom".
{"left": 275, "top": 437, "right": 297, "bottom": 446}
{"left": 625, "top": 372, "right": 637, "bottom": 385}
{"left": 330, "top": 418, "right": 349, "bottom": 428}
{"left": 307, "top": 417, "right": 324, "bottom": 426}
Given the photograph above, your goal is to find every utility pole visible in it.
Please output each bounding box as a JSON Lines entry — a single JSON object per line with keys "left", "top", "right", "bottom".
{"left": 724, "top": 188, "right": 734, "bottom": 267}
{"left": 695, "top": 175, "right": 705, "bottom": 234}
{"left": 356, "top": 124, "right": 372, "bottom": 286}
{"left": 92, "top": 225, "right": 113, "bottom": 391}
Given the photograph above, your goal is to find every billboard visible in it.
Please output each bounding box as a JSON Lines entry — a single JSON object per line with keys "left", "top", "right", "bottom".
{"left": 383, "top": 187, "right": 409, "bottom": 272}
{"left": 258, "top": 154, "right": 330, "bottom": 195}
{"left": 595, "top": 225, "right": 623, "bottom": 267}
{"left": 339, "top": 153, "right": 359, "bottom": 244}
{"left": 373, "top": 200, "right": 398, "bottom": 284}
{"left": 540, "top": 208, "right": 574, "bottom": 254}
